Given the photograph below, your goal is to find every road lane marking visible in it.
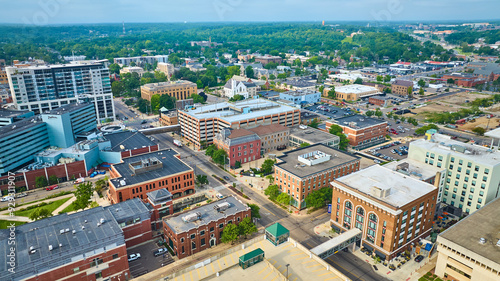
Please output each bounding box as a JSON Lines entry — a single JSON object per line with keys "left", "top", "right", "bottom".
{"left": 291, "top": 252, "right": 305, "bottom": 257}
{"left": 217, "top": 259, "right": 222, "bottom": 270}
{"left": 263, "top": 270, "right": 273, "bottom": 280}
{"left": 323, "top": 276, "right": 340, "bottom": 280}
{"left": 302, "top": 260, "right": 316, "bottom": 264}
{"left": 258, "top": 265, "right": 268, "bottom": 274}
{"left": 211, "top": 263, "right": 215, "bottom": 273}
{"left": 318, "top": 272, "right": 332, "bottom": 276}
{"left": 196, "top": 268, "right": 201, "bottom": 278}
{"left": 313, "top": 268, "right": 326, "bottom": 272}
{"left": 296, "top": 256, "right": 309, "bottom": 260}
{"left": 307, "top": 263, "right": 322, "bottom": 268}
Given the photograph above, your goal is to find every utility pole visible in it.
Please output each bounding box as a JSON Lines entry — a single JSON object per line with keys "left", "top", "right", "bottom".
{"left": 286, "top": 264, "right": 290, "bottom": 280}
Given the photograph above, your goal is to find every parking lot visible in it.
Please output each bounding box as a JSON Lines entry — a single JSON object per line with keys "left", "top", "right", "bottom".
{"left": 304, "top": 104, "right": 354, "bottom": 119}
{"left": 127, "top": 240, "right": 174, "bottom": 278}
{"left": 367, "top": 141, "right": 410, "bottom": 161}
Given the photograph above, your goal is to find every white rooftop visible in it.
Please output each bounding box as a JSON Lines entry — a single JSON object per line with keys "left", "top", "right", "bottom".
{"left": 484, "top": 127, "right": 500, "bottom": 139}
{"left": 411, "top": 133, "right": 500, "bottom": 167}
{"left": 335, "top": 85, "right": 379, "bottom": 94}
{"left": 384, "top": 158, "right": 445, "bottom": 181}
{"left": 332, "top": 165, "right": 437, "bottom": 212}
{"left": 181, "top": 98, "right": 297, "bottom": 123}
{"left": 311, "top": 228, "right": 362, "bottom": 256}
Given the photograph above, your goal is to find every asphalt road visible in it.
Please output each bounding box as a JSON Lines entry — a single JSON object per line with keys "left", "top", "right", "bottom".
{"left": 151, "top": 131, "right": 388, "bottom": 281}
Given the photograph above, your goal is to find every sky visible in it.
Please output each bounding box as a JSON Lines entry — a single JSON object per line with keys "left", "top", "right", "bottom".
{"left": 1, "top": 0, "right": 499, "bottom": 25}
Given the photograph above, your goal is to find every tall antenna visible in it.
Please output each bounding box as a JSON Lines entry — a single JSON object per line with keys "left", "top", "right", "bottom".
{"left": 122, "top": 21, "right": 126, "bottom": 34}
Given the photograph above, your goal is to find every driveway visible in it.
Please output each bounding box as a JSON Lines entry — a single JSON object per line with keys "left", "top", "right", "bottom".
{"left": 127, "top": 240, "right": 174, "bottom": 278}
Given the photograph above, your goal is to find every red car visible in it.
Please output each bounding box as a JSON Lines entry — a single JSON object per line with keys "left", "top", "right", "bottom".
{"left": 46, "top": 185, "right": 58, "bottom": 191}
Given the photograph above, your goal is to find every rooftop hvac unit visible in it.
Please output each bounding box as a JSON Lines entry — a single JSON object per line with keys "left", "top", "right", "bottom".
{"left": 479, "top": 237, "right": 486, "bottom": 244}
{"left": 49, "top": 245, "right": 53, "bottom": 251}
{"left": 72, "top": 230, "right": 76, "bottom": 235}
{"left": 214, "top": 202, "right": 231, "bottom": 212}
{"left": 182, "top": 212, "right": 202, "bottom": 223}
{"left": 100, "top": 218, "right": 105, "bottom": 224}
{"left": 120, "top": 180, "right": 126, "bottom": 186}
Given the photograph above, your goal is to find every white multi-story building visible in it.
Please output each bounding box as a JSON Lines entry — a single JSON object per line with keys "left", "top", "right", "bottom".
{"left": 6, "top": 60, "right": 115, "bottom": 122}
{"left": 223, "top": 78, "right": 257, "bottom": 99}
{"left": 408, "top": 130, "right": 500, "bottom": 214}
{"left": 113, "top": 55, "right": 169, "bottom": 66}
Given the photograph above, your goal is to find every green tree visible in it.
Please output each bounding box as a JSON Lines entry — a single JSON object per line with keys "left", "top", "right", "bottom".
{"left": 150, "top": 94, "right": 161, "bottom": 113}
{"left": 300, "top": 142, "right": 310, "bottom": 148}
{"left": 329, "top": 124, "right": 349, "bottom": 150}
{"left": 248, "top": 204, "right": 261, "bottom": 219}
{"left": 48, "top": 175, "right": 59, "bottom": 185}
{"left": 419, "top": 88, "right": 425, "bottom": 95}
{"left": 354, "top": 78, "right": 363, "bottom": 84}
{"left": 73, "top": 182, "right": 93, "bottom": 211}
{"left": 108, "top": 63, "right": 121, "bottom": 75}
{"left": 191, "top": 93, "right": 204, "bottom": 104}
{"left": 308, "top": 118, "right": 320, "bottom": 128}
{"left": 375, "top": 109, "right": 383, "bottom": 118}
{"left": 472, "top": 127, "right": 486, "bottom": 136}
{"left": 365, "top": 110, "right": 375, "bottom": 117}
{"left": 212, "top": 149, "right": 228, "bottom": 166}
{"left": 269, "top": 74, "right": 276, "bottom": 80}
{"left": 196, "top": 175, "right": 209, "bottom": 187}
{"left": 328, "top": 87, "right": 336, "bottom": 99}
{"left": 29, "top": 208, "right": 52, "bottom": 221}
{"left": 221, "top": 223, "right": 239, "bottom": 244}
{"left": 94, "top": 179, "right": 106, "bottom": 196}
{"left": 384, "top": 75, "right": 391, "bottom": 83}
{"left": 376, "top": 76, "right": 383, "bottom": 82}
{"left": 305, "top": 187, "right": 333, "bottom": 209}
{"left": 205, "top": 144, "right": 217, "bottom": 157}
{"left": 229, "top": 94, "right": 245, "bottom": 102}
{"left": 260, "top": 159, "right": 275, "bottom": 175}
{"left": 245, "top": 66, "right": 255, "bottom": 79}
{"left": 318, "top": 85, "right": 325, "bottom": 94}
{"left": 35, "top": 176, "right": 48, "bottom": 189}
{"left": 238, "top": 217, "right": 257, "bottom": 238}
{"left": 447, "top": 78, "right": 455, "bottom": 85}
{"left": 111, "top": 80, "right": 125, "bottom": 97}
{"left": 418, "top": 79, "right": 426, "bottom": 88}
{"left": 276, "top": 193, "right": 292, "bottom": 206}
{"left": 265, "top": 184, "right": 280, "bottom": 200}
{"left": 415, "top": 124, "right": 439, "bottom": 135}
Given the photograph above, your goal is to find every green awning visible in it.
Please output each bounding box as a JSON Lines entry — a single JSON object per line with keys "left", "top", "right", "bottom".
{"left": 239, "top": 248, "right": 264, "bottom": 263}
{"left": 265, "top": 223, "right": 289, "bottom": 238}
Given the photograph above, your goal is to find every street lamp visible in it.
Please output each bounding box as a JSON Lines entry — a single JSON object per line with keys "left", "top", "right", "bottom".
{"left": 286, "top": 264, "right": 290, "bottom": 280}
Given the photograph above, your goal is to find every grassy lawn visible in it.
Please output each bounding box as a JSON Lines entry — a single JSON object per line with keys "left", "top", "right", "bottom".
{"left": 419, "top": 272, "right": 443, "bottom": 281}
{"left": 0, "top": 220, "right": 26, "bottom": 229}
{"left": 60, "top": 201, "right": 99, "bottom": 214}
{"left": 13, "top": 197, "right": 71, "bottom": 217}
{"left": 342, "top": 37, "right": 353, "bottom": 43}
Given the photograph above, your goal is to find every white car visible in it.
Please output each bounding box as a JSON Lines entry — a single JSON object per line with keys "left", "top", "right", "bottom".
{"left": 128, "top": 253, "right": 141, "bottom": 262}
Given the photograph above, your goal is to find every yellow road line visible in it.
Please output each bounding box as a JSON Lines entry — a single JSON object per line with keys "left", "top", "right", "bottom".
{"left": 196, "top": 268, "right": 201, "bottom": 278}
{"left": 291, "top": 252, "right": 305, "bottom": 257}
{"left": 296, "top": 256, "right": 309, "bottom": 260}
{"left": 293, "top": 278, "right": 298, "bottom": 281}
{"left": 306, "top": 263, "right": 322, "bottom": 268}
{"left": 302, "top": 260, "right": 316, "bottom": 264}
{"left": 287, "top": 248, "right": 300, "bottom": 253}
{"left": 283, "top": 243, "right": 293, "bottom": 249}
{"left": 263, "top": 270, "right": 273, "bottom": 280}
{"left": 217, "top": 259, "right": 223, "bottom": 270}
{"left": 211, "top": 263, "right": 215, "bottom": 273}
{"left": 323, "top": 276, "right": 340, "bottom": 281}
{"left": 316, "top": 212, "right": 329, "bottom": 219}
{"left": 182, "top": 274, "right": 186, "bottom": 281}
{"left": 306, "top": 242, "right": 314, "bottom": 248}
{"left": 275, "top": 264, "right": 282, "bottom": 271}
{"left": 204, "top": 265, "right": 208, "bottom": 275}
{"left": 230, "top": 253, "right": 235, "bottom": 263}
{"left": 318, "top": 272, "right": 332, "bottom": 277}
{"left": 189, "top": 271, "right": 194, "bottom": 281}
{"left": 312, "top": 268, "right": 326, "bottom": 272}
{"left": 269, "top": 259, "right": 277, "bottom": 265}
{"left": 258, "top": 265, "right": 268, "bottom": 274}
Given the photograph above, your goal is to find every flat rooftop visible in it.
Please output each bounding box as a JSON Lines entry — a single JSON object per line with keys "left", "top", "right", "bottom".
{"left": 110, "top": 149, "right": 192, "bottom": 189}
{"left": 275, "top": 144, "right": 360, "bottom": 178}
{"left": 164, "top": 196, "right": 249, "bottom": 234}
{"left": 334, "top": 115, "right": 387, "bottom": 129}
{"left": 438, "top": 197, "right": 500, "bottom": 265}
{"left": 384, "top": 158, "right": 445, "bottom": 181}
{"left": 285, "top": 79, "right": 316, "bottom": 88}
{"left": 290, "top": 126, "right": 340, "bottom": 144}
{"left": 484, "top": 127, "right": 500, "bottom": 139}
{"left": 0, "top": 117, "right": 45, "bottom": 139}
{"left": 0, "top": 206, "right": 124, "bottom": 281}
{"left": 103, "top": 131, "right": 156, "bottom": 152}
{"left": 104, "top": 197, "right": 151, "bottom": 224}
{"left": 0, "top": 108, "right": 31, "bottom": 118}
{"left": 281, "top": 89, "right": 318, "bottom": 96}
{"left": 41, "top": 102, "right": 93, "bottom": 115}
{"left": 335, "top": 84, "right": 378, "bottom": 94}
{"left": 141, "top": 80, "right": 195, "bottom": 90}
{"left": 410, "top": 133, "right": 500, "bottom": 167}
{"left": 181, "top": 98, "right": 297, "bottom": 123}
{"left": 332, "top": 165, "right": 437, "bottom": 210}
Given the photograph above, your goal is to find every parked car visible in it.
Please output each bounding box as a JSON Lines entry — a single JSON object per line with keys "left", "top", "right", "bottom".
{"left": 216, "top": 193, "right": 224, "bottom": 199}
{"left": 153, "top": 248, "right": 168, "bottom": 257}
{"left": 128, "top": 253, "right": 141, "bottom": 262}
{"left": 16, "top": 193, "right": 28, "bottom": 198}
{"left": 45, "top": 185, "right": 58, "bottom": 191}
{"left": 415, "top": 255, "right": 424, "bottom": 263}
{"left": 223, "top": 176, "right": 230, "bottom": 181}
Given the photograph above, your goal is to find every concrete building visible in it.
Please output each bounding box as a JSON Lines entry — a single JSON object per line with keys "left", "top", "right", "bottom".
{"left": 248, "top": 124, "right": 290, "bottom": 154}
{"left": 326, "top": 115, "right": 388, "bottom": 150}
{"left": 0, "top": 108, "right": 34, "bottom": 127}
{"left": 119, "top": 66, "right": 146, "bottom": 77}
{"left": 141, "top": 80, "right": 197, "bottom": 102}
{"left": 281, "top": 79, "right": 317, "bottom": 91}
{"left": 6, "top": 60, "right": 115, "bottom": 121}
{"left": 408, "top": 131, "right": 500, "bottom": 214}
{"left": 254, "top": 55, "right": 282, "bottom": 66}
{"left": 330, "top": 165, "right": 438, "bottom": 260}
{"left": 435, "top": 197, "right": 500, "bottom": 281}
{"left": 178, "top": 98, "right": 300, "bottom": 149}
{"left": 279, "top": 90, "right": 321, "bottom": 106}
{"left": 108, "top": 149, "right": 195, "bottom": 204}
{"left": 159, "top": 108, "right": 179, "bottom": 126}
{"left": 0, "top": 67, "right": 8, "bottom": 86}
{"left": 0, "top": 205, "right": 131, "bottom": 281}
{"left": 391, "top": 80, "right": 413, "bottom": 97}
{"left": 163, "top": 196, "right": 251, "bottom": 259}
{"left": 300, "top": 111, "right": 320, "bottom": 125}
{"left": 223, "top": 78, "right": 257, "bottom": 99}
{"left": 334, "top": 85, "right": 380, "bottom": 101}
{"left": 289, "top": 126, "right": 340, "bottom": 149}
{"left": 157, "top": 62, "right": 175, "bottom": 78}
{"left": 274, "top": 144, "right": 360, "bottom": 209}
{"left": 213, "top": 128, "right": 261, "bottom": 168}
{"left": 113, "top": 55, "right": 169, "bottom": 66}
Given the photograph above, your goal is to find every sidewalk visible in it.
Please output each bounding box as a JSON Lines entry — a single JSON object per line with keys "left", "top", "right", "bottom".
{"left": 51, "top": 196, "right": 76, "bottom": 216}
{"left": 0, "top": 193, "right": 74, "bottom": 216}
{"left": 0, "top": 215, "right": 32, "bottom": 222}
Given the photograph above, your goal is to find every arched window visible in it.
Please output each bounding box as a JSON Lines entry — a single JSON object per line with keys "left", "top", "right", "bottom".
{"left": 369, "top": 213, "right": 378, "bottom": 223}
{"left": 367, "top": 213, "right": 378, "bottom": 244}
{"left": 343, "top": 201, "right": 353, "bottom": 230}
{"left": 345, "top": 201, "right": 352, "bottom": 210}
{"left": 355, "top": 207, "right": 365, "bottom": 230}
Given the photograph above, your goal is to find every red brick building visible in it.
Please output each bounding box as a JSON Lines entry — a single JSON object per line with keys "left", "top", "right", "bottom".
{"left": 254, "top": 55, "right": 283, "bottom": 66}
{"left": 442, "top": 74, "right": 486, "bottom": 87}
{"left": 330, "top": 165, "right": 438, "bottom": 261}
{"left": 368, "top": 95, "right": 392, "bottom": 107}
{"left": 213, "top": 128, "right": 262, "bottom": 168}
{"left": 107, "top": 149, "right": 195, "bottom": 204}
{"left": 274, "top": 144, "right": 360, "bottom": 209}
{"left": 146, "top": 188, "right": 174, "bottom": 231}
{"left": 326, "top": 115, "right": 388, "bottom": 150}
{"left": 0, "top": 206, "right": 131, "bottom": 281}
{"left": 163, "top": 196, "right": 251, "bottom": 259}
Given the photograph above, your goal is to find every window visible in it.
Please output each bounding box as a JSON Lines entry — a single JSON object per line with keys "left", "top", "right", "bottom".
{"left": 73, "top": 267, "right": 80, "bottom": 273}
{"left": 201, "top": 238, "right": 206, "bottom": 246}
{"left": 192, "top": 241, "right": 196, "bottom": 250}
{"left": 200, "top": 230, "right": 205, "bottom": 236}
{"left": 459, "top": 160, "right": 463, "bottom": 165}
{"left": 112, "top": 253, "right": 119, "bottom": 259}
{"left": 485, "top": 168, "right": 489, "bottom": 175}
{"left": 450, "top": 157, "right": 455, "bottom": 163}
{"left": 95, "top": 272, "right": 102, "bottom": 279}
{"left": 210, "top": 227, "right": 214, "bottom": 232}
{"left": 219, "top": 223, "right": 224, "bottom": 229}
{"left": 180, "top": 238, "right": 184, "bottom": 243}
{"left": 438, "top": 156, "right": 443, "bottom": 161}
{"left": 191, "top": 234, "right": 195, "bottom": 239}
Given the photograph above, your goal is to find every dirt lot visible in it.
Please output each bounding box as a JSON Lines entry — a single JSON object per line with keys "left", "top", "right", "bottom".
{"left": 438, "top": 92, "right": 491, "bottom": 106}
{"left": 406, "top": 103, "right": 454, "bottom": 121}
{"left": 458, "top": 116, "right": 500, "bottom": 131}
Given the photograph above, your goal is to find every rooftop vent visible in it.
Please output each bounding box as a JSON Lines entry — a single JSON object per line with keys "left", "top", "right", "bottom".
{"left": 479, "top": 237, "right": 486, "bottom": 244}
{"left": 49, "top": 245, "right": 53, "bottom": 251}
{"left": 97, "top": 222, "right": 101, "bottom": 227}
{"left": 182, "top": 212, "right": 202, "bottom": 223}
{"left": 214, "top": 202, "right": 231, "bottom": 212}
{"left": 72, "top": 230, "right": 76, "bottom": 235}
{"left": 100, "top": 218, "right": 105, "bottom": 224}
